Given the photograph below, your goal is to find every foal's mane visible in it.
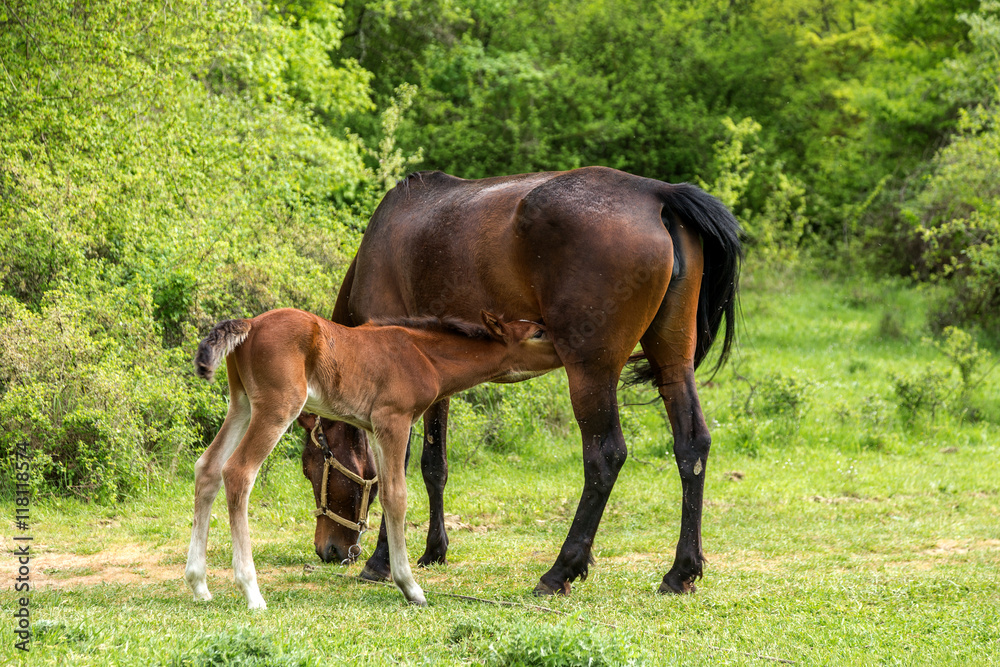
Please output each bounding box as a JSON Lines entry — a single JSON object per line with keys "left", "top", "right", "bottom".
{"left": 369, "top": 315, "right": 495, "bottom": 341}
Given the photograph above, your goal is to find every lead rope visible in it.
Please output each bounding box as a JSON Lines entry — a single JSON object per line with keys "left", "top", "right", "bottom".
{"left": 309, "top": 422, "right": 378, "bottom": 563}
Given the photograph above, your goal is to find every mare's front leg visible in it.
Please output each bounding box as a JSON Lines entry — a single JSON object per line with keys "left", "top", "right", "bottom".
{"left": 222, "top": 409, "right": 297, "bottom": 609}
{"left": 536, "top": 369, "right": 626, "bottom": 595}
{"left": 418, "top": 399, "right": 450, "bottom": 566}
{"left": 370, "top": 412, "right": 426, "bottom": 605}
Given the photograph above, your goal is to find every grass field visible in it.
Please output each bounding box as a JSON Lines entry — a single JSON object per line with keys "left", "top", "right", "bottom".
{"left": 3, "top": 267, "right": 999, "bottom": 665}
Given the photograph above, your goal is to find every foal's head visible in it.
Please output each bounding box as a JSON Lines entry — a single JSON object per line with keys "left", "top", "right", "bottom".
{"left": 479, "top": 311, "right": 560, "bottom": 375}
{"left": 298, "top": 413, "right": 378, "bottom": 564}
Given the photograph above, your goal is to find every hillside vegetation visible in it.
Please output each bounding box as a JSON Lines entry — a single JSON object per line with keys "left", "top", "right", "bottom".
{"left": 1, "top": 0, "right": 999, "bottom": 498}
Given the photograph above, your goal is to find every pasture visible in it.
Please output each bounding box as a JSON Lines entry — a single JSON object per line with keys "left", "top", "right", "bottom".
{"left": 3, "top": 268, "right": 999, "bottom": 665}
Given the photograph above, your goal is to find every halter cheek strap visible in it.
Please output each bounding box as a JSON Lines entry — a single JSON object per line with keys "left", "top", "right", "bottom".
{"left": 309, "top": 422, "right": 378, "bottom": 534}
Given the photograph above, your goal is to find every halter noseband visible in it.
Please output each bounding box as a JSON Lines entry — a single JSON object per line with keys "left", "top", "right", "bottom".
{"left": 308, "top": 422, "right": 378, "bottom": 539}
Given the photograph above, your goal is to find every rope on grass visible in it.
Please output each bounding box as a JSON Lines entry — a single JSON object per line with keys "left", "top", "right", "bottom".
{"left": 328, "top": 572, "right": 796, "bottom": 665}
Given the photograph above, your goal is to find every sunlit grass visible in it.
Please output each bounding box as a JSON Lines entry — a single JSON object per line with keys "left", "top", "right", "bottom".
{"left": 4, "top": 270, "right": 999, "bottom": 665}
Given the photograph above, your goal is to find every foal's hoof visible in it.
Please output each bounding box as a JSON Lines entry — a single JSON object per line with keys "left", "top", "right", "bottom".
{"left": 533, "top": 579, "right": 571, "bottom": 596}
{"left": 658, "top": 575, "right": 697, "bottom": 595}
{"left": 360, "top": 564, "right": 391, "bottom": 582}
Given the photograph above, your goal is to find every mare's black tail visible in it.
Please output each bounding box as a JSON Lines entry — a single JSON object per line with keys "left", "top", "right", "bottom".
{"left": 625, "top": 183, "right": 742, "bottom": 387}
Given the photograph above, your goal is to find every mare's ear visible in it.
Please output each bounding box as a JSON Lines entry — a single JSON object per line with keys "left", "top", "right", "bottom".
{"left": 296, "top": 412, "right": 317, "bottom": 431}
{"left": 481, "top": 310, "right": 509, "bottom": 341}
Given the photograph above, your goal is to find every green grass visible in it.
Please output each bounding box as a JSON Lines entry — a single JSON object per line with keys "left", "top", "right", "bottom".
{"left": 4, "top": 268, "right": 1000, "bottom": 665}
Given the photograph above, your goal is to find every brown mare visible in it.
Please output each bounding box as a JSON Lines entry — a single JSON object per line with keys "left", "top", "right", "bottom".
{"left": 308, "top": 166, "right": 742, "bottom": 596}
{"left": 184, "top": 308, "right": 559, "bottom": 608}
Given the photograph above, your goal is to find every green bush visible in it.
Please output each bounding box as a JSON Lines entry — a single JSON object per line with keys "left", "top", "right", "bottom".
{"left": 0, "top": 0, "right": 381, "bottom": 499}
{"left": 164, "top": 628, "right": 308, "bottom": 667}
{"left": 452, "top": 371, "right": 575, "bottom": 457}
{"left": 891, "top": 367, "right": 957, "bottom": 426}
{"left": 0, "top": 289, "right": 220, "bottom": 500}
{"left": 898, "top": 4, "right": 1000, "bottom": 332}
{"left": 449, "top": 618, "right": 640, "bottom": 667}
{"left": 747, "top": 373, "right": 810, "bottom": 421}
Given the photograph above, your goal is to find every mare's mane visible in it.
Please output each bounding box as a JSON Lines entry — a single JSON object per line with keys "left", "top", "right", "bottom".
{"left": 369, "top": 315, "right": 496, "bottom": 341}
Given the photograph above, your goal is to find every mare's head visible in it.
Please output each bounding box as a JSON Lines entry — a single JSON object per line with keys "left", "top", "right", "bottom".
{"left": 298, "top": 413, "right": 378, "bottom": 564}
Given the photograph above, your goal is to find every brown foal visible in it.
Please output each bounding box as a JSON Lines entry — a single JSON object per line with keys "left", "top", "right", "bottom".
{"left": 184, "top": 308, "right": 558, "bottom": 608}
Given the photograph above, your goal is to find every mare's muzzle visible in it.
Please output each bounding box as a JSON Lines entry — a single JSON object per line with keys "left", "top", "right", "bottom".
{"left": 309, "top": 422, "right": 377, "bottom": 563}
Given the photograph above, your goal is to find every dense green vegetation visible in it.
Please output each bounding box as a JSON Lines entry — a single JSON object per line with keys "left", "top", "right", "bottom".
{"left": 2, "top": 0, "right": 999, "bottom": 499}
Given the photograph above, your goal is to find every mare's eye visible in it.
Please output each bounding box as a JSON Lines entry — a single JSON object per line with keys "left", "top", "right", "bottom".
{"left": 531, "top": 329, "right": 546, "bottom": 340}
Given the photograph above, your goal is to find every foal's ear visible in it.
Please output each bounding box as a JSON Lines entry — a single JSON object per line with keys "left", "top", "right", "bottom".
{"left": 296, "top": 412, "right": 318, "bottom": 431}
{"left": 481, "top": 310, "right": 509, "bottom": 341}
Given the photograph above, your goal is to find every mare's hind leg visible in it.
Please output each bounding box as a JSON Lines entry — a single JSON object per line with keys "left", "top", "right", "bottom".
{"left": 536, "top": 367, "right": 626, "bottom": 595}
{"left": 640, "top": 226, "right": 711, "bottom": 594}
{"left": 185, "top": 369, "right": 250, "bottom": 602}
{"left": 223, "top": 407, "right": 299, "bottom": 609}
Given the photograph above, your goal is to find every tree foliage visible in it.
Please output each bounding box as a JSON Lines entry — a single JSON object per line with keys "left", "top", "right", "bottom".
{"left": 2, "top": 0, "right": 998, "bottom": 498}
{"left": 0, "top": 0, "right": 379, "bottom": 498}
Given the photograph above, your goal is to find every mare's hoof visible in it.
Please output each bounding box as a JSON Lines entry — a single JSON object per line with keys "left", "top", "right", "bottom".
{"left": 658, "top": 576, "right": 697, "bottom": 595}
{"left": 360, "top": 564, "right": 391, "bottom": 582}
{"left": 417, "top": 553, "right": 447, "bottom": 568}
{"left": 533, "top": 579, "right": 571, "bottom": 596}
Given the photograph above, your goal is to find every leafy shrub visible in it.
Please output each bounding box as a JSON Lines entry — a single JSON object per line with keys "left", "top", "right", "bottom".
{"left": 449, "top": 618, "right": 640, "bottom": 667}
{"left": 164, "top": 628, "right": 308, "bottom": 667}
{"left": 891, "top": 367, "right": 957, "bottom": 425}
{"left": 752, "top": 373, "right": 810, "bottom": 420}
{"left": 876, "top": 309, "right": 907, "bottom": 341}
{"left": 698, "top": 117, "right": 808, "bottom": 267}
{"left": 0, "top": 289, "right": 220, "bottom": 501}
{"left": 0, "top": 0, "right": 383, "bottom": 499}
{"left": 906, "top": 5, "right": 1000, "bottom": 332}
{"left": 932, "top": 326, "right": 994, "bottom": 394}
{"left": 452, "top": 371, "right": 574, "bottom": 457}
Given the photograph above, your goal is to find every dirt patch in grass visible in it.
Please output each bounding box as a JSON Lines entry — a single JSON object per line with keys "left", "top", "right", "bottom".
{"left": 0, "top": 542, "right": 337, "bottom": 590}
{"left": 0, "top": 543, "right": 181, "bottom": 589}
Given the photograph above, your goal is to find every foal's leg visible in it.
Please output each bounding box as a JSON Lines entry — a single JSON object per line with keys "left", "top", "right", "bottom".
{"left": 223, "top": 409, "right": 298, "bottom": 609}
{"left": 360, "top": 433, "right": 412, "bottom": 582}
{"left": 536, "top": 368, "right": 626, "bottom": 595}
{"left": 370, "top": 413, "right": 426, "bottom": 605}
{"left": 185, "top": 384, "right": 251, "bottom": 601}
{"left": 418, "top": 399, "right": 450, "bottom": 567}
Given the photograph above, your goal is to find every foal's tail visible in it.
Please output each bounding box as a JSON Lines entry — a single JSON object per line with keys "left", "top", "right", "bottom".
{"left": 194, "top": 319, "right": 252, "bottom": 381}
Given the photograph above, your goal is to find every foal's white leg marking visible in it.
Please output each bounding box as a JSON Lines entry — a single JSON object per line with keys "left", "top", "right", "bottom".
{"left": 185, "top": 395, "right": 251, "bottom": 602}
{"left": 370, "top": 427, "right": 426, "bottom": 606}
{"left": 223, "top": 413, "right": 295, "bottom": 610}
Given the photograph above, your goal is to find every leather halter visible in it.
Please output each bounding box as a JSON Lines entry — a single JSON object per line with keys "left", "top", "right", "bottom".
{"left": 308, "top": 422, "right": 377, "bottom": 534}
